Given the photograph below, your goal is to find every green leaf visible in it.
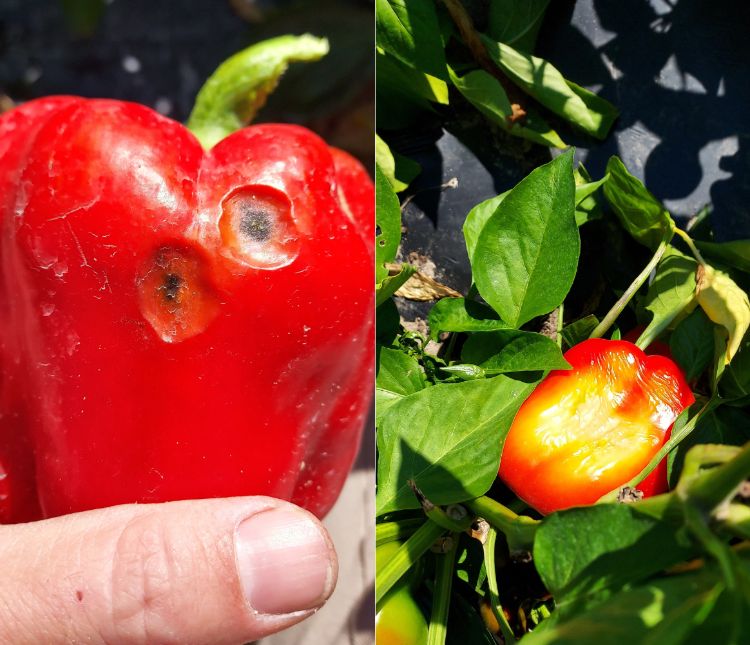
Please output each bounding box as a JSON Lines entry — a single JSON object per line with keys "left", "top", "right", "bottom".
{"left": 523, "top": 561, "right": 747, "bottom": 645}
{"left": 376, "top": 264, "right": 417, "bottom": 307}
{"left": 640, "top": 247, "right": 698, "bottom": 345}
{"left": 487, "top": 0, "right": 551, "bottom": 53}
{"left": 187, "top": 34, "right": 329, "bottom": 148}
{"left": 376, "top": 49, "right": 449, "bottom": 129}
{"left": 376, "top": 346, "right": 428, "bottom": 422}
{"left": 573, "top": 166, "right": 606, "bottom": 227}
{"left": 561, "top": 315, "right": 599, "bottom": 349}
{"left": 375, "top": 0, "right": 447, "bottom": 80}
{"left": 377, "top": 298, "right": 401, "bottom": 345}
{"left": 376, "top": 49, "right": 449, "bottom": 105}
{"left": 670, "top": 308, "right": 715, "bottom": 382}
{"left": 465, "top": 164, "right": 596, "bottom": 264}
{"left": 695, "top": 239, "right": 750, "bottom": 273}
{"left": 375, "top": 164, "right": 402, "bottom": 284}
{"left": 376, "top": 375, "right": 537, "bottom": 514}
{"left": 461, "top": 330, "right": 570, "bottom": 373}
{"left": 534, "top": 504, "right": 694, "bottom": 616}
{"left": 574, "top": 174, "right": 609, "bottom": 207}
{"left": 463, "top": 192, "right": 510, "bottom": 262}
{"left": 719, "top": 332, "right": 750, "bottom": 401}
{"left": 472, "top": 150, "right": 579, "bottom": 327}
{"left": 480, "top": 36, "right": 618, "bottom": 139}
{"left": 603, "top": 156, "right": 675, "bottom": 250}
{"left": 448, "top": 67, "right": 565, "bottom": 148}
{"left": 695, "top": 263, "right": 750, "bottom": 363}
{"left": 427, "top": 298, "right": 509, "bottom": 340}
{"left": 376, "top": 135, "right": 420, "bottom": 193}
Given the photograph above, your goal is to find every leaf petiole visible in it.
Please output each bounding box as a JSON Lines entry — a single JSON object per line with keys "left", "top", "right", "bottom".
{"left": 426, "top": 532, "right": 459, "bottom": 645}
{"left": 590, "top": 231, "right": 672, "bottom": 342}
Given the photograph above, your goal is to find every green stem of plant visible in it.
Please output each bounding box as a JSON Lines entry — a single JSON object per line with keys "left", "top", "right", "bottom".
{"left": 426, "top": 532, "right": 459, "bottom": 645}
{"left": 682, "top": 441, "right": 750, "bottom": 513}
{"left": 590, "top": 234, "right": 672, "bottom": 341}
{"left": 376, "top": 518, "right": 426, "bottom": 546}
{"left": 465, "top": 496, "right": 538, "bottom": 552}
{"left": 483, "top": 527, "right": 516, "bottom": 644}
{"left": 678, "top": 443, "right": 742, "bottom": 485}
{"left": 375, "top": 519, "right": 445, "bottom": 605}
{"left": 674, "top": 227, "right": 707, "bottom": 266}
{"left": 556, "top": 303, "right": 564, "bottom": 348}
{"left": 187, "top": 34, "right": 329, "bottom": 148}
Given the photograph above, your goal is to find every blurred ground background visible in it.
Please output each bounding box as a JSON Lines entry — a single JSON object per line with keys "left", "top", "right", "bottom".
{"left": 0, "top": 1, "right": 374, "bottom": 643}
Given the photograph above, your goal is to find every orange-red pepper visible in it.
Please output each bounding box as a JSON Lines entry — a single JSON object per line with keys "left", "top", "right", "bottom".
{"left": 499, "top": 339, "right": 694, "bottom": 514}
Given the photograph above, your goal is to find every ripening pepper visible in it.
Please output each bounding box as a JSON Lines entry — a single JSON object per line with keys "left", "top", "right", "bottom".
{"left": 376, "top": 541, "right": 428, "bottom": 645}
{"left": 499, "top": 339, "right": 694, "bottom": 514}
{"left": 0, "top": 96, "right": 373, "bottom": 523}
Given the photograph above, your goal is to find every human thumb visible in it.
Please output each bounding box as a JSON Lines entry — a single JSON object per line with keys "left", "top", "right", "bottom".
{"left": 0, "top": 497, "right": 337, "bottom": 644}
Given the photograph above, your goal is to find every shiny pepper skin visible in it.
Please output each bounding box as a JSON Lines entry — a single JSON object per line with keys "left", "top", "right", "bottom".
{"left": 499, "top": 339, "right": 694, "bottom": 514}
{"left": 0, "top": 97, "right": 373, "bottom": 523}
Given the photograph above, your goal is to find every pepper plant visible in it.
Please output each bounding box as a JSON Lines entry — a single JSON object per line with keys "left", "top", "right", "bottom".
{"left": 376, "top": 1, "right": 750, "bottom": 642}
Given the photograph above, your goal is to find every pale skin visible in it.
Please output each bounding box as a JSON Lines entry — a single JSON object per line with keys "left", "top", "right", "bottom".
{"left": 0, "top": 497, "right": 338, "bottom": 644}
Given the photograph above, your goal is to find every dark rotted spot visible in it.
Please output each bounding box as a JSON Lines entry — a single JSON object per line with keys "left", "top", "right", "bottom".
{"left": 238, "top": 205, "right": 273, "bottom": 242}
{"left": 161, "top": 273, "right": 182, "bottom": 301}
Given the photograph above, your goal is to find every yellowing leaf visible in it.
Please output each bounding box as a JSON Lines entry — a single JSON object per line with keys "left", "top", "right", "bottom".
{"left": 695, "top": 264, "right": 750, "bottom": 363}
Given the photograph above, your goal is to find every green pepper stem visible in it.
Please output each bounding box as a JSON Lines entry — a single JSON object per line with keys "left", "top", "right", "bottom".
{"left": 465, "top": 496, "right": 538, "bottom": 552}
{"left": 426, "top": 532, "right": 459, "bottom": 645}
{"left": 187, "top": 34, "right": 329, "bottom": 149}
{"left": 375, "top": 519, "right": 445, "bottom": 606}
{"left": 483, "top": 527, "right": 516, "bottom": 644}
{"left": 590, "top": 233, "right": 672, "bottom": 341}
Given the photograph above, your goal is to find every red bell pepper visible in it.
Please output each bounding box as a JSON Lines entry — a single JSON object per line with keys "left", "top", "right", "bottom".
{"left": 0, "top": 95, "right": 373, "bottom": 522}
{"left": 499, "top": 339, "right": 694, "bottom": 514}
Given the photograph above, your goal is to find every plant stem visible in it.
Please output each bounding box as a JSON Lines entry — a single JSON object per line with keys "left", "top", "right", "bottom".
{"left": 674, "top": 227, "right": 707, "bottom": 265}
{"left": 483, "top": 527, "right": 516, "bottom": 644}
{"left": 426, "top": 532, "right": 459, "bottom": 645}
{"left": 465, "top": 496, "right": 538, "bottom": 552}
{"left": 376, "top": 519, "right": 445, "bottom": 605}
{"left": 590, "top": 234, "right": 671, "bottom": 340}
{"left": 682, "top": 441, "right": 750, "bottom": 513}
{"left": 556, "top": 303, "right": 564, "bottom": 348}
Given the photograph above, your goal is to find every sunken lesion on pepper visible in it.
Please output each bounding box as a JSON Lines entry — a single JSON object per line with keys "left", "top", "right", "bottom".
{"left": 160, "top": 272, "right": 183, "bottom": 302}
{"left": 138, "top": 245, "right": 219, "bottom": 343}
{"left": 219, "top": 185, "right": 300, "bottom": 269}
{"left": 238, "top": 205, "right": 274, "bottom": 242}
